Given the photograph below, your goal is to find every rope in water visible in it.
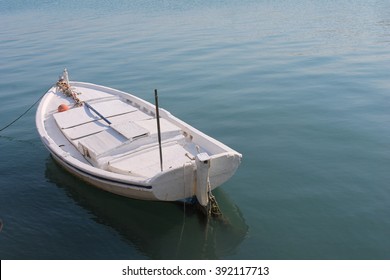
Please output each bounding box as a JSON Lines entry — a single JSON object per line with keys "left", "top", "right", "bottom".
{"left": 0, "top": 89, "right": 49, "bottom": 132}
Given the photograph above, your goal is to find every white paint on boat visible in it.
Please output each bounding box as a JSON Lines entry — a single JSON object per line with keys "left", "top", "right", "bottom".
{"left": 36, "top": 71, "right": 242, "bottom": 204}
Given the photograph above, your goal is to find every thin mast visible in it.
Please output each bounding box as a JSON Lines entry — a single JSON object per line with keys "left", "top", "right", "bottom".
{"left": 154, "top": 89, "right": 163, "bottom": 172}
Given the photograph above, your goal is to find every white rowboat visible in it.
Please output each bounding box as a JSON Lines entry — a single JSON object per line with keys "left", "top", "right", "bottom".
{"left": 36, "top": 70, "right": 242, "bottom": 206}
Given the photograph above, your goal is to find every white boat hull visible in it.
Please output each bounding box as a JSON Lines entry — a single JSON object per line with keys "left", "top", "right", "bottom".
{"left": 36, "top": 75, "right": 241, "bottom": 204}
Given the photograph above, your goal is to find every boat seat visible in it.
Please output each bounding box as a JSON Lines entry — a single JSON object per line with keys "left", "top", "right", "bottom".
{"left": 61, "top": 110, "right": 151, "bottom": 140}
{"left": 53, "top": 98, "right": 137, "bottom": 129}
{"left": 132, "top": 118, "right": 182, "bottom": 139}
{"left": 107, "top": 142, "right": 192, "bottom": 178}
{"left": 78, "top": 129, "right": 127, "bottom": 163}
{"left": 77, "top": 118, "right": 184, "bottom": 167}
{"left": 110, "top": 121, "right": 149, "bottom": 141}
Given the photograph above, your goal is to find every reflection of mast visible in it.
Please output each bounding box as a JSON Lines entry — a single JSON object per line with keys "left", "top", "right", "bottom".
{"left": 45, "top": 156, "right": 248, "bottom": 259}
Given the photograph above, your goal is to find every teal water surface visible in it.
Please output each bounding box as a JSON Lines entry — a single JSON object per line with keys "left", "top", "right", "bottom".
{"left": 1, "top": 0, "right": 390, "bottom": 259}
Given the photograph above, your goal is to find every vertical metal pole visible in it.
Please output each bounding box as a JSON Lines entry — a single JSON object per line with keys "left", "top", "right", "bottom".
{"left": 154, "top": 89, "right": 163, "bottom": 172}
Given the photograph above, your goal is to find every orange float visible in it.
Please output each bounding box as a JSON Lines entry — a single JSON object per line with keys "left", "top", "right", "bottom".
{"left": 58, "top": 104, "right": 69, "bottom": 112}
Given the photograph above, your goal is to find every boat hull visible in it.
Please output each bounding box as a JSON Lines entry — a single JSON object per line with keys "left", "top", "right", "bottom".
{"left": 36, "top": 78, "right": 241, "bottom": 203}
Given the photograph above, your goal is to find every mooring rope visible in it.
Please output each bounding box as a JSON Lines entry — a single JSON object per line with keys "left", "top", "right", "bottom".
{"left": 0, "top": 88, "right": 50, "bottom": 132}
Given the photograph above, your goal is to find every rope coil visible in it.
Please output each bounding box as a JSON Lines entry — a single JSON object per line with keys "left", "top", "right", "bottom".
{"left": 56, "top": 78, "right": 82, "bottom": 107}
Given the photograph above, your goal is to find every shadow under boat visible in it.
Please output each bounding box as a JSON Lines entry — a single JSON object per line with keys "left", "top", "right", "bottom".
{"left": 45, "top": 156, "right": 248, "bottom": 259}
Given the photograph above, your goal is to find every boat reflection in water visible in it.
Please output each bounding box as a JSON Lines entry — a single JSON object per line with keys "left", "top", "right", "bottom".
{"left": 45, "top": 157, "right": 248, "bottom": 259}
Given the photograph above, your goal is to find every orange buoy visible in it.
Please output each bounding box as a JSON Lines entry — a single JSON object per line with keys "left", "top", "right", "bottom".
{"left": 58, "top": 104, "right": 69, "bottom": 112}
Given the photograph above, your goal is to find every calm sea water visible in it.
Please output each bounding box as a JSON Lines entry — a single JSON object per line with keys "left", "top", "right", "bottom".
{"left": 1, "top": 0, "right": 390, "bottom": 260}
